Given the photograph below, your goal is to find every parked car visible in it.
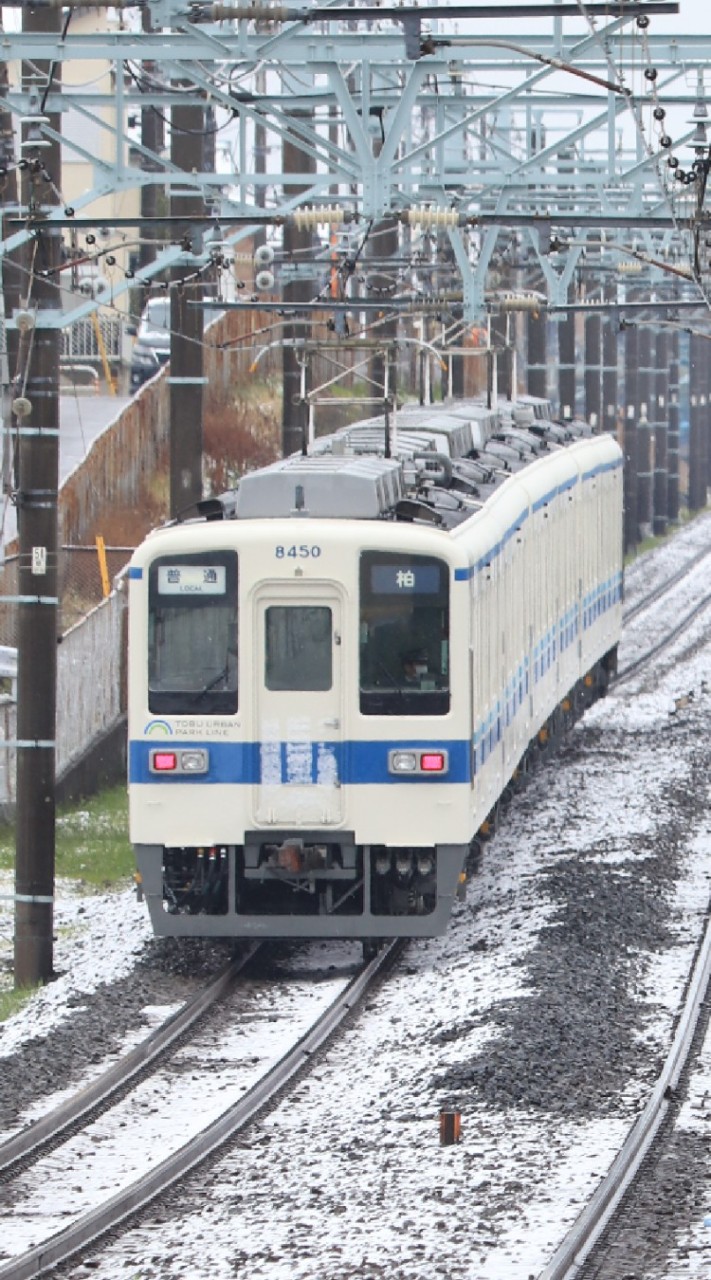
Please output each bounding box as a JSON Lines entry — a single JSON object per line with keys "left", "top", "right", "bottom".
{"left": 129, "top": 297, "right": 170, "bottom": 391}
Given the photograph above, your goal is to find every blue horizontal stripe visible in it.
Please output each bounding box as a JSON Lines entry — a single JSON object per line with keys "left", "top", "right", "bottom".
{"left": 454, "top": 507, "right": 528, "bottom": 582}
{"left": 128, "top": 566, "right": 143, "bottom": 580}
{"left": 532, "top": 474, "right": 577, "bottom": 513}
{"left": 130, "top": 738, "right": 470, "bottom": 786}
{"left": 582, "top": 457, "right": 624, "bottom": 482}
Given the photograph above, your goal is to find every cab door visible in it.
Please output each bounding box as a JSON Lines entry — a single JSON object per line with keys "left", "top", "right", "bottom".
{"left": 252, "top": 584, "right": 345, "bottom": 827}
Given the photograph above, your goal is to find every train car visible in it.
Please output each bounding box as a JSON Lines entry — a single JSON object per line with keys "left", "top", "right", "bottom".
{"left": 127, "top": 404, "right": 623, "bottom": 942}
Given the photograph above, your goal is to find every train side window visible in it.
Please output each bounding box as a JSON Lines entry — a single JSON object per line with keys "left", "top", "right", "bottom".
{"left": 265, "top": 606, "right": 333, "bottom": 691}
{"left": 148, "top": 551, "right": 238, "bottom": 715}
{"left": 359, "top": 552, "right": 450, "bottom": 716}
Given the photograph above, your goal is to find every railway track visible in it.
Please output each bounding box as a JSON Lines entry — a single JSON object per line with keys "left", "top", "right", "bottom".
{"left": 0, "top": 947, "right": 258, "bottom": 1180}
{"left": 617, "top": 587, "right": 711, "bottom": 683}
{"left": 0, "top": 941, "right": 402, "bottom": 1279}
{"left": 538, "top": 903, "right": 711, "bottom": 1280}
{"left": 533, "top": 533, "right": 711, "bottom": 1278}
{"left": 617, "top": 535, "right": 711, "bottom": 683}
{"left": 622, "top": 540, "right": 711, "bottom": 627}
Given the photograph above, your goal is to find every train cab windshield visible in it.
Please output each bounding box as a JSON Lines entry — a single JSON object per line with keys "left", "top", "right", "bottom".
{"left": 147, "top": 551, "right": 238, "bottom": 714}
{"left": 359, "top": 551, "right": 450, "bottom": 715}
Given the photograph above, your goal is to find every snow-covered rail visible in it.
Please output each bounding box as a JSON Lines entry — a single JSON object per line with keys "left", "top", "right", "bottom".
{"left": 538, "top": 903, "right": 711, "bottom": 1280}
{"left": 0, "top": 941, "right": 402, "bottom": 1280}
{"left": 0, "top": 947, "right": 259, "bottom": 1180}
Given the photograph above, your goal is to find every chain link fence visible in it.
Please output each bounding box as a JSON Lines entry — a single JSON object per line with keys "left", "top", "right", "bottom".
{"left": 61, "top": 316, "right": 123, "bottom": 363}
{"left": 0, "top": 545, "right": 134, "bottom": 646}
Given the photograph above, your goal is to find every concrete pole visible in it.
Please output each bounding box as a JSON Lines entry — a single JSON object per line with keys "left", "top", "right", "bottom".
{"left": 636, "top": 326, "right": 654, "bottom": 539}
{"left": 583, "top": 312, "right": 602, "bottom": 429}
{"left": 138, "top": 8, "right": 164, "bottom": 274}
{"left": 282, "top": 113, "right": 316, "bottom": 458}
{"left": 169, "top": 93, "right": 205, "bottom": 517}
{"left": 667, "top": 329, "right": 680, "bottom": 523}
{"left": 601, "top": 284, "right": 619, "bottom": 439}
{"left": 688, "top": 333, "right": 705, "bottom": 512}
{"left": 653, "top": 329, "right": 668, "bottom": 536}
{"left": 622, "top": 323, "right": 639, "bottom": 554}
{"left": 526, "top": 286, "right": 547, "bottom": 400}
{"left": 14, "top": 3, "right": 62, "bottom": 986}
{"left": 557, "top": 289, "right": 576, "bottom": 420}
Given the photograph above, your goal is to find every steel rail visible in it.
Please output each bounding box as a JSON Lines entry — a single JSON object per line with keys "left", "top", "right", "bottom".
{"left": 0, "top": 939, "right": 403, "bottom": 1280}
{"left": 0, "top": 945, "right": 260, "bottom": 1179}
{"left": 617, "top": 590, "right": 711, "bottom": 684}
{"left": 622, "top": 542, "right": 711, "bottom": 626}
{"left": 538, "top": 905, "right": 711, "bottom": 1280}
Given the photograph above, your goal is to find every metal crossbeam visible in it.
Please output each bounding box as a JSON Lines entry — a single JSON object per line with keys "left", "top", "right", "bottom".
{"left": 1, "top": 1, "right": 708, "bottom": 321}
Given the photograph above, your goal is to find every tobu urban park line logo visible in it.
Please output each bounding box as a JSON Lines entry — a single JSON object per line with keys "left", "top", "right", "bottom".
{"left": 144, "top": 719, "right": 174, "bottom": 737}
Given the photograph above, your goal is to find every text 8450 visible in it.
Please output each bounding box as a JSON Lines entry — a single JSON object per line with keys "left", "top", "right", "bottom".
{"left": 275, "top": 545, "right": 322, "bottom": 559}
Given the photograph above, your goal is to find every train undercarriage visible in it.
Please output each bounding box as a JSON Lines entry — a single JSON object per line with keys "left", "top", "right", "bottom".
{"left": 134, "top": 837, "right": 467, "bottom": 938}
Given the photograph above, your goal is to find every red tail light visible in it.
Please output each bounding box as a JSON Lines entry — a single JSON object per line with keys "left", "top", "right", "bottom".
{"left": 420, "top": 752, "right": 446, "bottom": 772}
{"left": 152, "top": 751, "right": 178, "bottom": 772}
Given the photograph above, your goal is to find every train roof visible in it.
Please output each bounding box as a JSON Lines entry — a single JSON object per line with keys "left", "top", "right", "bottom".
{"left": 234, "top": 454, "right": 406, "bottom": 520}
{"left": 178, "top": 400, "right": 613, "bottom": 529}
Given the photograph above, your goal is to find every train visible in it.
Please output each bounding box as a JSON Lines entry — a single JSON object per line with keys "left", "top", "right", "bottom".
{"left": 127, "top": 396, "right": 623, "bottom": 943}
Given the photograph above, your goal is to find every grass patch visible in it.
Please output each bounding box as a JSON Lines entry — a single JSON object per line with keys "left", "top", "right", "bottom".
{"left": 0, "top": 785, "right": 133, "bottom": 888}
{"left": 0, "top": 984, "right": 41, "bottom": 1019}
{"left": 624, "top": 506, "right": 711, "bottom": 567}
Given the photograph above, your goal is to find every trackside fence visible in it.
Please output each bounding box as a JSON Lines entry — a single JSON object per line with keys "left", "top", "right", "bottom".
{"left": 0, "top": 586, "right": 127, "bottom": 814}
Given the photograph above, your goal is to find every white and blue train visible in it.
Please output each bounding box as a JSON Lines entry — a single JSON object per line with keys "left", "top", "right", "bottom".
{"left": 127, "top": 398, "right": 623, "bottom": 941}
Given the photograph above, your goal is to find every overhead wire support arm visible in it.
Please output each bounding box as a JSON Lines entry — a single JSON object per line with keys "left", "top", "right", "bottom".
{"left": 189, "top": 3, "right": 679, "bottom": 20}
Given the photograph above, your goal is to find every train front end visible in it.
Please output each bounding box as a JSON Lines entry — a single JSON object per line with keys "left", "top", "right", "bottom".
{"left": 128, "top": 457, "right": 472, "bottom": 941}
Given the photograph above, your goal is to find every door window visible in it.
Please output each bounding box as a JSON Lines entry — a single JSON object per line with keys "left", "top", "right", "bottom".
{"left": 265, "top": 605, "right": 333, "bottom": 691}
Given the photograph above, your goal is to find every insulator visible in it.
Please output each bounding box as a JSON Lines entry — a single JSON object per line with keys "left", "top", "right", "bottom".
{"left": 292, "top": 205, "right": 345, "bottom": 229}
{"left": 255, "top": 270, "right": 275, "bottom": 291}
{"left": 405, "top": 206, "right": 460, "bottom": 229}
{"left": 14, "top": 309, "right": 35, "bottom": 333}
{"left": 498, "top": 292, "right": 542, "bottom": 313}
{"left": 254, "top": 243, "right": 275, "bottom": 266}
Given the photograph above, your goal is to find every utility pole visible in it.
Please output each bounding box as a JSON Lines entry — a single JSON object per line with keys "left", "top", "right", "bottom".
{"left": 139, "top": 8, "right": 164, "bottom": 275}
{"left": 653, "top": 328, "right": 668, "bottom": 537}
{"left": 0, "top": 21, "right": 21, "bottom": 500}
{"left": 623, "top": 320, "right": 639, "bottom": 554}
{"left": 601, "top": 282, "right": 618, "bottom": 439}
{"left": 636, "top": 325, "right": 654, "bottom": 539}
{"left": 526, "top": 278, "right": 547, "bottom": 400}
{"left": 557, "top": 285, "right": 576, "bottom": 420}
{"left": 282, "top": 112, "right": 315, "bottom": 458}
{"left": 667, "top": 329, "right": 680, "bottom": 524}
{"left": 14, "top": 3, "right": 62, "bottom": 987}
{"left": 169, "top": 91, "right": 205, "bottom": 518}
{"left": 688, "top": 333, "right": 706, "bottom": 512}
{"left": 583, "top": 309, "right": 602, "bottom": 429}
